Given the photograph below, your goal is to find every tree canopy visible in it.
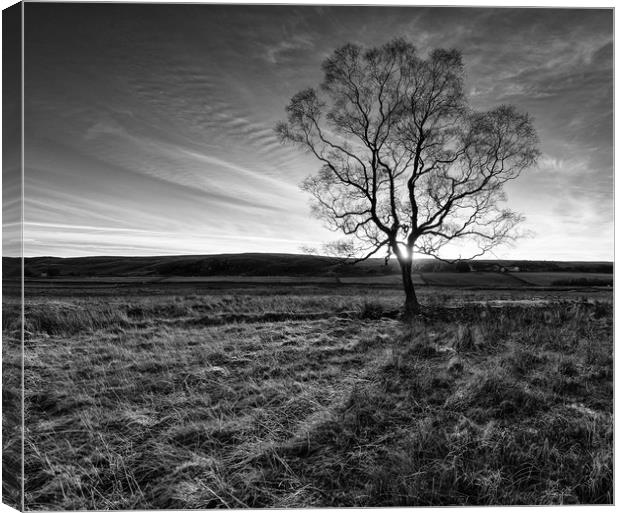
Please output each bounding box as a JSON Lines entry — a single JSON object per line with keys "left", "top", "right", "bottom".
{"left": 277, "top": 39, "right": 540, "bottom": 313}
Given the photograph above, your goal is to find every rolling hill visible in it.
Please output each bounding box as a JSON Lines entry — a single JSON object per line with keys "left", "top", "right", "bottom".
{"left": 2, "top": 253, "right": 613, "bottom": 279}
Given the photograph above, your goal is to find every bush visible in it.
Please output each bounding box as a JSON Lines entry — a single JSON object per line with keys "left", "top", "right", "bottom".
{"left": 455, "top": 261, "right": 471, "bottom": 273}
{"left": 551, "top": 278, "right": 611, "bottom": 287}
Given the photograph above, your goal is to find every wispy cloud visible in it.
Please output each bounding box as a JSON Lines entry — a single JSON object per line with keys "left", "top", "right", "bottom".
{"left": 24, "top": 222, "right": 161, "bottom": 233}
{"left": 263, "top": 34, "right": 315, "bottom": 64}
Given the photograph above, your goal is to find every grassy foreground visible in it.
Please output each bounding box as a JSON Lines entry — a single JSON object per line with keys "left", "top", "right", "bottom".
{"left": 5, "top": 290, "right": 613, "bottom": 508}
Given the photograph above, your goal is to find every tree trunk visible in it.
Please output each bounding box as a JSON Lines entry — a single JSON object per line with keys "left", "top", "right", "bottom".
{"left": 398, "top": 258, "right": 420, "bottom": 317}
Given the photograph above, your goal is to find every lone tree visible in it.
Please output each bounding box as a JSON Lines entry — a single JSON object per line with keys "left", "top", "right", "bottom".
{"left": 277, "top": 39, "right": 539, "bottom": 316}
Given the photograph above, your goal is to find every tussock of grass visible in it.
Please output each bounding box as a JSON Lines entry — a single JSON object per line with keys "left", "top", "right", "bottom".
{"left": 357, "top": 300, "right": 388, "bottom": 320}
{"left": 445, "top": 367, "right": 546, "bottom": 419}
{"left": 14, "top": 290, "right": 612, "bottom": 508}
{"left": 23, "top": 302, "right": 131, "bottom": 335}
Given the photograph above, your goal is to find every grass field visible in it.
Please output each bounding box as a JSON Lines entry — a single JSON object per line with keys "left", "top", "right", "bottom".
{"left": 421, "top": 272, "right": 524, "bottom": 288}
{"left": 12, "top": 270, "right": 612, "bottom": 295}
{"left": 3, "top": 281, "right": 613, "bottom": 508}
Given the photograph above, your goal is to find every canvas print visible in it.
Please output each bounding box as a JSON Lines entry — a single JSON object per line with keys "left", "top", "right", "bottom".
{"left": 2, "top": 3, "right": 613, "bottom": 509}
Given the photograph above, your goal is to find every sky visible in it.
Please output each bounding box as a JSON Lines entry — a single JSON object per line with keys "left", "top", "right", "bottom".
{"left": 4, "top": 4, "right": 613, "bottom": 260}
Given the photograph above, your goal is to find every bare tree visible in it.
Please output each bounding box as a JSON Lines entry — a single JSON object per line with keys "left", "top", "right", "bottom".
{"left": 277, "top": 39, "right": 540, "bottom": 316}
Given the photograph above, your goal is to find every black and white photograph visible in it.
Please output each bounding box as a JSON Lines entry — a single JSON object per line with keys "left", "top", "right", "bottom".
{"left": 2, "top": 2, "right": 614, "bottom": 509}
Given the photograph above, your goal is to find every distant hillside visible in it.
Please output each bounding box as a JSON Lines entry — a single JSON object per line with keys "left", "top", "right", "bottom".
{"left": 6, "top": 253, "right": 398, "bottom": 279}
{"left": 2, "top": 253, "right": 613, "bottom": 279}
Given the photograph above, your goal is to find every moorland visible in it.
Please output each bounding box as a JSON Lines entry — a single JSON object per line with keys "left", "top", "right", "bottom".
{"left": 2, "top": 253, "right": 613, "bottom": 508}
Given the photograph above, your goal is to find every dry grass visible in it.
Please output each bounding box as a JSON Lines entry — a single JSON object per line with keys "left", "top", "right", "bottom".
{"left": 7, "top": 288, "right": 613, "bottom": 508}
